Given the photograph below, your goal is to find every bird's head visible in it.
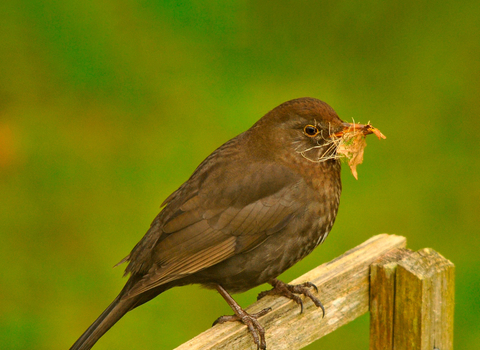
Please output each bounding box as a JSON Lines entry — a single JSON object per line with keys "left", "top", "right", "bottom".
{"left": 250, "top": 97, "right": 385, "bottom": 177}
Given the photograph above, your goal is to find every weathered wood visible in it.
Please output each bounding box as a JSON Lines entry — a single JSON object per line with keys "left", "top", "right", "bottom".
{"left": 393, "top": 248, "right": 455, "bottom": 350}
{"left": 175, "top": 234, "right": 406, "bottom": 350}
{"left": 370, "top": 249, "right": 411, "bottom": 350}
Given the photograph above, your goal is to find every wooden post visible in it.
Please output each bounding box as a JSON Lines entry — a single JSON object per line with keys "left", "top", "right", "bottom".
{"left": 175, "top": 235, "right": 454, "bottom": 350}
{"left": 394, "top": 249, "right": 455, "bottom": 350}
{"left": 370, "top": 248, "right": 455, "bottom": 350}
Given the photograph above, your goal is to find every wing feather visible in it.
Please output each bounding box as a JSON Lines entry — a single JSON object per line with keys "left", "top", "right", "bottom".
{"left": 125, "top": 160, "right": 306, "bottom": 298}
{"left": 126, "top": 237, "right": 236, "bottom": 297}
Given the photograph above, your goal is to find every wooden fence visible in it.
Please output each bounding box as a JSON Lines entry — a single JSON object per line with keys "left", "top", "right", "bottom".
{"left": 175, "top": 234, "right": 454, "bottom": 350}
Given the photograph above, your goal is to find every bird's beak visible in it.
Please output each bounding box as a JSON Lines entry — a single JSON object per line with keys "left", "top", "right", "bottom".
{"left": 332, "top": 122, "right": 386, "bottom": 140}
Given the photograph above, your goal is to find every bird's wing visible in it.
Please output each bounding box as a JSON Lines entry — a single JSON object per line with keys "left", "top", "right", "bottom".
{"left": 124, "top": 161, "right": 305, "bottom": 298}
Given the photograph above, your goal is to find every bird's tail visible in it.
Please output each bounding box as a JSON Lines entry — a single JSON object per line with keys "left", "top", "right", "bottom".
{"left": 70, "top": 294, "right": 137, "bottom": 350}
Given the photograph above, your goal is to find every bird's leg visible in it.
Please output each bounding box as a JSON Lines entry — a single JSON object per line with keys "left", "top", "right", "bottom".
{"left": 257, "top": 278, "right": 325, "bottom": 316}
{"left": 213, "top": 284, "right": 272, "bottom": 350}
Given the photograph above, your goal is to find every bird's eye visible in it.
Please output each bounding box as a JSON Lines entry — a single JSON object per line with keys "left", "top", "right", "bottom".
{"left": 304, "top": 125, "right": 319, "bottom": 137}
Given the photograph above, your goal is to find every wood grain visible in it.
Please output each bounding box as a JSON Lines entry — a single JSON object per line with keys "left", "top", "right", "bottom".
{"left": 370, "top": 248, "right": 411, "bottom": 350}
{"left": 393, "top": 248, "right": 455, "bottom": 350}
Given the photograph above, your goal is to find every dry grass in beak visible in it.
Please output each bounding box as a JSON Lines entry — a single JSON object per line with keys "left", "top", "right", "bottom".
{"left": 333, "top": 123, "right": 386, "bottom": 179}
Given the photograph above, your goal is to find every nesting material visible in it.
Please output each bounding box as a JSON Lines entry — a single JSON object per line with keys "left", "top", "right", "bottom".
{"left": 335, "top": 124, "right": 386, "bottom": 180}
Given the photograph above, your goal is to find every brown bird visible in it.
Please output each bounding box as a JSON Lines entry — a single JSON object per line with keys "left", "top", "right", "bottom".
{"left": 70, "top": 97, "right": 378, "bottom": 350}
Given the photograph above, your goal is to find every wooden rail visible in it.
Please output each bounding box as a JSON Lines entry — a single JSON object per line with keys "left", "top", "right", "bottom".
{"left": 175, "top": 234, "right": 454, "bottom": 350}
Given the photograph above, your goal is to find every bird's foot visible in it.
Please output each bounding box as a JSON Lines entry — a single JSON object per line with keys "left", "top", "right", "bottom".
{"left": 257, "top": 278, "right": 325, "bottom": 316}
{"left": 212, "top": 307, "right": 271, "bottom": 349}
{"left": 214, "top": 285, "right": 272, "bottom": 349}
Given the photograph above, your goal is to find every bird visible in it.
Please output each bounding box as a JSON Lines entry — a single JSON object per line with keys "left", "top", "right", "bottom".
{"left": 70, "top": 97, "right": 378, "bottom": 350}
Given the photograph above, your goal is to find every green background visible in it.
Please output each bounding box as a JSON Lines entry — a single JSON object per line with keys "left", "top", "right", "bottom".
{"left": 1, "top": 1, "right": 479, "bottom": 349}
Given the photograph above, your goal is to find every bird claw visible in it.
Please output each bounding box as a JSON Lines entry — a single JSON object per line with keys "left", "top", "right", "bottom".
{"left": 257, "top": 279, "right": 325, "bottom": 317}
{"left": 212, "top": 307, "right": 272, "bottom": 349}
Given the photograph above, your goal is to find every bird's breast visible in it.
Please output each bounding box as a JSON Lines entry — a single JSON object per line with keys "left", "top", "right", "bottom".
{"left": 296, "top": 159, "right": 342, "bottom": 251}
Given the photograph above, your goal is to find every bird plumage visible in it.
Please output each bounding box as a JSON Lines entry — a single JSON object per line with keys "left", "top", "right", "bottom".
{"left": 70, "top": 97, "right": 345, "bottom": 350}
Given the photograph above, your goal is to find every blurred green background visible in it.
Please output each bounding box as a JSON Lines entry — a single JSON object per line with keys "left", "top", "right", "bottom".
{"left": 1, "top": 0, "right": 479, "bottom": 349}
